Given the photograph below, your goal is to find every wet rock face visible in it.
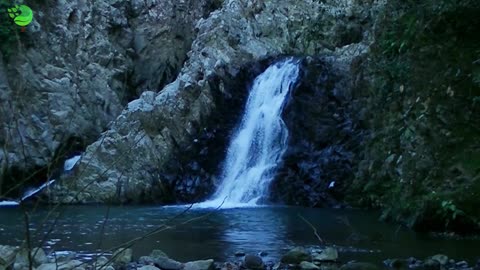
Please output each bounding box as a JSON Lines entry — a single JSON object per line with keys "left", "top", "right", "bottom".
{"left": 270, "top": 57, "right": 363, "bottom": 207}
{"left": 0, "top": 0, "right": 219, "bottom": 198}
{"left": 159, "top": 60, "right": 271, "bottom": 203}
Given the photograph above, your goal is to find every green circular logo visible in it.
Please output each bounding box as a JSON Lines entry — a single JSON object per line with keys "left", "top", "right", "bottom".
{"left": 7, "top": 4, "right": 33, "bottom": 27}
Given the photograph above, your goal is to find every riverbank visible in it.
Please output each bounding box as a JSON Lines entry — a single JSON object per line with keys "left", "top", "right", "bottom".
{"left": 1, "top": 245, "right": 480, "bottom": 270}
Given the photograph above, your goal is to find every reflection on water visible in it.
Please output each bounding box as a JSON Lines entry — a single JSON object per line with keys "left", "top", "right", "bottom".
{"left": 220, "top": 208, "right": 288, "bottom": 254}
{"left": 0, "top": 206, "right": 479, "bottom": 263}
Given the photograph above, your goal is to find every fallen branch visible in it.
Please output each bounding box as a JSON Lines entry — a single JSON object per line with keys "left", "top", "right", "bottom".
{"left": 298, "top": 214, "right": 324, "bottom": 244}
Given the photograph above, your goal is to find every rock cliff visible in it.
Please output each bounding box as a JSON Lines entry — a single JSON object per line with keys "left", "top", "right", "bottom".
{"left": 0, "top": 0, "right": 219, "bottom": 198}
{"left": 45, "top": 0, "right": 384, "bottom": 203}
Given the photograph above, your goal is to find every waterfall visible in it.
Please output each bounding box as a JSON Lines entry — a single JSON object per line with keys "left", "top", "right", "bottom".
{"left": 198, "top": 59, "right": 300, "bottom": 208}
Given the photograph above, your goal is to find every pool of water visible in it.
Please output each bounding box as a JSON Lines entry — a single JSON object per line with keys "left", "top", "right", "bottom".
{"left": 0, "top": 205, "right": 478, "bottom": 264}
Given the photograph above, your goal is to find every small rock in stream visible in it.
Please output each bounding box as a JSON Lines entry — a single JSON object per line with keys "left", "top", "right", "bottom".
{"left": 243, "top": 254, "right": 263, "bottom": 270}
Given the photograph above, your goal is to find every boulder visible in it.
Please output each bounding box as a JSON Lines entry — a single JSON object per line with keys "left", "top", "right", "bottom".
{"left": 139, "top": 256, "right": 156, "bottom": 265}
{"left": 0, "top": 245, "right": 18, "bottom": 268}
{"left": 15, "top": 247, "right": 48, "bottom": 268}
{"left": 94, "top": 256, "right": 111, "bottom": 268}
{"left": 112, "top": 248, "right": 133, "bottom": 265}
{"left": 150, "top": 250, "right": 169, "bottom": 259}
{"left": 300, "top": 261, "right": 320, "bottom": 270}
{"left": 313, "top": 248, "right": 338, "bottom": 262}
{"left": 281, "top": 247, "right": 310, "bottom": 264}
{"left": 243, "top": 255, "right": 263, "bottom": 270}
{"left": 431, "top": 255, "right": 449, "bottom": 266}
{"left": 152, "top": 256, "right": 183, "bottom": 270}
{"left": 184, "top": 259, "right": 215, "bottom": 270}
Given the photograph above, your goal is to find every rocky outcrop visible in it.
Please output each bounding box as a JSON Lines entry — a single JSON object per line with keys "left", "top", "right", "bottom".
{"left": 270, "top": 54, "right": 363, "bottom": 207}
{"left": 0, "top": 0, "right": 220, "bottom": 198}
{"left": 47, "top": 0, "right": 385, "bottom": 203}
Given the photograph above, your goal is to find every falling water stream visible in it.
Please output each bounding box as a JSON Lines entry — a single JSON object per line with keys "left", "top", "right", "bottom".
{"left": 198, "top": 59, "right": 300, "bottom": 208}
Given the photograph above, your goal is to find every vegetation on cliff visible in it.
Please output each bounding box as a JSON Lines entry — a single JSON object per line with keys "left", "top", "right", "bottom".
{"left": 349, "top": 0, "right": 480, "bottom": 233}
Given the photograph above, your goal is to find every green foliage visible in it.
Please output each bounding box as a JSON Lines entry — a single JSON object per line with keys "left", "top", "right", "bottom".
{"left": 0, "top": 0, "right": 20, "bottom": 59}
{"left": 349, "top": 0, "right": 480, "bottom": 233}
{"left": 438, "top": 200, "right": 465, "bottom": 227}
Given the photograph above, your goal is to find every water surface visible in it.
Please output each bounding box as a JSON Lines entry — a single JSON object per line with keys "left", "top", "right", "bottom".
{"left": 0, "top": 205, "right": 478, "bottom": 264}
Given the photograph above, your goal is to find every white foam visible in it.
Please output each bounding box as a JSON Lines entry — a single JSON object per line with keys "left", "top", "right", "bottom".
{"left": 0, "top": 201, "right": 19, "bottom": 206}
{"left": 64, "top": 155, "right": 81, "bottom": 171}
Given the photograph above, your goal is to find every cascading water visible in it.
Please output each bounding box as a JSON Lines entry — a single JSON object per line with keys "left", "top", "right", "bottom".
{"left": 198, "top": 59, "right": 300, "bottom": 208}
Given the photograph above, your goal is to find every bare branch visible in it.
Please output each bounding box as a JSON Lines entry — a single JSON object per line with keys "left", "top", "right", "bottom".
{"left": 298, "top": 214, "right": 324, "bottom": 244}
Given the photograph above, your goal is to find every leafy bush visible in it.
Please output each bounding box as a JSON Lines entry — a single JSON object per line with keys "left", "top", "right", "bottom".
{"left": 349, "top": 0, "right": 480, "bottom": 233}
